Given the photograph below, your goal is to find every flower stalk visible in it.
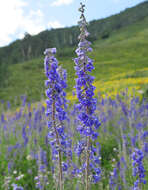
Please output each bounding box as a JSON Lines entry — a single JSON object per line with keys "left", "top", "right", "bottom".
{"left": 44, "top": 48, "right": 70, "bottom": 190}
{"left": 132, "top": 148, "right": 146, "bottom": 190}
{"left": 52, "top": 100, "right": 63, "bottom": 190}
{"left": 74, "top": 3, "right": 101, "bottom": 189}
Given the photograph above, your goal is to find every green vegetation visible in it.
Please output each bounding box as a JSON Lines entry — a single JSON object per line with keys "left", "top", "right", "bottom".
{"left": 0, "top": 1, "right": 148, "bottom": 103}
{"left": 1, "top": 2, "right": 148, "bottom": 189}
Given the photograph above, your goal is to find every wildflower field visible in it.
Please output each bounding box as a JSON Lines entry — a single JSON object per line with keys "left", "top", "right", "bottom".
{"left": 1, "top": 2, "right": 148, "bottom": 190}
{"left": 1, "top": 91, "right": 148, "bottom": 189}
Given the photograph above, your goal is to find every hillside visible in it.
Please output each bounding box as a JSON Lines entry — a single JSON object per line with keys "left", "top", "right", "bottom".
{"left": 0, "top": 1, "right": 148, "bottom": 104}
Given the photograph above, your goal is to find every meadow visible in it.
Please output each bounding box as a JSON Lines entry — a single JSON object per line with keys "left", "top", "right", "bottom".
{"left": 1, "top": 5, "right": 148, "bottom": 103}
{"left": 1, "top": 92, "right": 148, "bottom": 189}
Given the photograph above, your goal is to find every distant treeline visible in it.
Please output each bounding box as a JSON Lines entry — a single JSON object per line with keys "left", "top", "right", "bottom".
{"left": 0, "top": 1, "right": 148, "bottom": 86}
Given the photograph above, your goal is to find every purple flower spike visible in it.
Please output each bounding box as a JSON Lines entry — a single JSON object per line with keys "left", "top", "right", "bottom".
{"left": 74, "top": 3, "right": 101, "bottom": 189}
{"left": 44, "top": 48, "right": 56, "bottom": 55}
{"left": 12, "top": 184, "right": 24, "bottom": 190}
{"left": 132, "top": 148, "right": 146, "bottom": 189}
{"left": 44, "top": 47, "right": 72, "bottom": 189}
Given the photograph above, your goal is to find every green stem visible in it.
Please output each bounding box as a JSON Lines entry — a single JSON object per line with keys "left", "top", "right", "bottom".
{"left": 52, "top": 100, "right": 63, "bottom": 190}
{"left": 85, "top": 136, "right": 90, "bottom": 190}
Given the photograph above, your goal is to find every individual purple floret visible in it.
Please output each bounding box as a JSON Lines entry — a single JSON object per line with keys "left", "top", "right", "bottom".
{"left": 12, "top": 183, "right": 24, "bottom": 190}
{"left": 44, "top": 48, "right": 71, "bottom": 190}
{"left": 73, "top": 3, "right": 101, "bottom": 190}
{"left": 109, "top": 168, "right": 118, "bottom": 190}
{"left": 132, "top": 148, "right": 146, "bottom": 190}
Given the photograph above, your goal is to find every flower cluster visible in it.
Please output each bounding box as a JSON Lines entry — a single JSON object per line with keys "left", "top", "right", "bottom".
{"left": 109, "top": 167, "right": 118, "bottom": 190}
{"left": 73, "top": 3, "right": 101, "bottom": 186}
{"left": 44, "top": 48, "right": 72, "bottom": 188}
{"left": 12, "top": 183, "right": 24, "bottom": 190}
{"left": 132, "top": 148, "right": 146, "bottom": 190}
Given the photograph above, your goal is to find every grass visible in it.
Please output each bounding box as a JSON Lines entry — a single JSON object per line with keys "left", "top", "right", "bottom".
{"left": 0, "top": 15, "right": 148, "bottom": 104}
{"left": 1, "top": 93, "right": 148, "bottom": 189}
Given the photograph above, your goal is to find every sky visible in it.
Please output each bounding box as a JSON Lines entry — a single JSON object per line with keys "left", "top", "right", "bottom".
{"left": 0, "top": 0, "right": 146, "bottom": 47}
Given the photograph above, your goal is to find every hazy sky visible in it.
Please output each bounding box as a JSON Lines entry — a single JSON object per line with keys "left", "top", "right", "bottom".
{"left": 0, "top": 0, "right": 145, "bottom": 47}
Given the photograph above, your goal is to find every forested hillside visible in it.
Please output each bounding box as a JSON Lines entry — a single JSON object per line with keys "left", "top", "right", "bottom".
{"left": 0, "top": 1, "right": 148, "bottom": 104}
{"left": 0, "top": 1, "right": 148, "bottom": 65}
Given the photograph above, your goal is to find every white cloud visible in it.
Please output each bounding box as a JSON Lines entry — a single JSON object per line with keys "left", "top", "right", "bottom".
{"left": 20, "top": 9, "right": 45, "bottom": 35}
{"left": 47, "top": 21, "right": 64, "bottom": 29}
{"left": 51, "top": 0, "right": 74, "bottom": 7}
{"left": 0, "top": 0, "right": 45, "bottom": 47}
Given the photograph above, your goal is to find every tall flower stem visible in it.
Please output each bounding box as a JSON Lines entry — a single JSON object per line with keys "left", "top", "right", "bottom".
{"left": 74, "top": 3, "right": 101, "bottom": 189}
{"left": 84, "top": 45, "right": 91, "bottom": 190}
{"left": 86, "top": 136, "right": 90, "bottom": 190}
{"left": 44, "top": 48, "right": 70, "bottom": 190}
{"left": 52, "top": 100, "right": 63, "bottom": 190}
{"left": 132, "top": 148, "right": 146, "bottom": 190}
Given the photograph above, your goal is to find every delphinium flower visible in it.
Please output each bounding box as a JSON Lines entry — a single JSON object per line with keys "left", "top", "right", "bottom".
{"left": 7, "top": 101, "right": 11, "bottom": 110}
{"left": 20, "top": 95, "right": 27, "bottom": 107}
{"left": 12, "top": 183, "right": 24, "bottom": 190}
{"left": 44, "top": 48, "right": 71, "bottom": 190}
{"left": 119, "top": 156, "right": 128, "bottom": 189}
{"left": 22, "top": 124, "right": 29, "bottom": 147}
{"left": 1, "top": 113, "right": 6, "bottom": 123}
{"left": 74, "top": 3, "right": 101, "bottom": 190}
{"left": 132, "top": 148, "right": 146, "bottom": 190}
{"left": 35, "top": 147, "right": 49, "bottom": 190}
{"left": 109, "top": 167, "right": 118, "bottom": 190}
{"left": 141, "top": 131, "right": 148, "bottom": 156}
